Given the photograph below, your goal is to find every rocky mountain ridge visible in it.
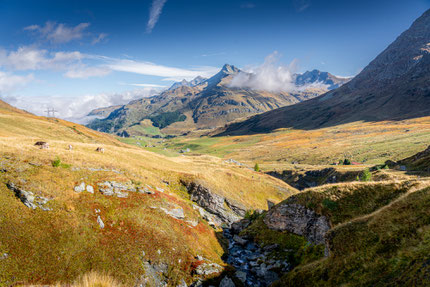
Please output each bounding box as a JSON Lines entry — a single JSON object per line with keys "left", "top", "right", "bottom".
{"left": 217, "top": 9, "right": 430, "bottom": 136}
{"left": 87, "top": 65, "right": 348, "bottom": 136}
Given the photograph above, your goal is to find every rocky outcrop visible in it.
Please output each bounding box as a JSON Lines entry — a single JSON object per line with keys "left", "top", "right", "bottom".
{"left": 137, "top": 261, "right": 169, "bottom": 287}
{"left": 181, "top": 180, "right": 245, "bottom": 226}
{"left": 97, "top": 181, "right": 137, "bottom": 198}
{"left": 264, "top": 200, "right": 330, "bottom": 245}
{"left": 194, "top": 262, "right": 223, "bottom": 276}
{"left": 74, "top": 182, "right": 94, "bottom": 193}
{"left": 6, "top": 182, "right": 51, "bottom": 210}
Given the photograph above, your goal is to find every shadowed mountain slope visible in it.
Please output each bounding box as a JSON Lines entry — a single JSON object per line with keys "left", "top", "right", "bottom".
{"left": 87, "top": 65, "right": 347, "bottom": 136}
{"left": 217, "top": 9, "right": 430, "bottom": 136}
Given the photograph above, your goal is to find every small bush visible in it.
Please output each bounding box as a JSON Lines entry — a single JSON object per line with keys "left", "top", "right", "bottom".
{"left": 360, "top": 169, "right": 372, "bottom": 182}
{"left": 343, "top": 159, "right": 351, "bottom": 165}
{"left": 52, "top": 157, "right": 71, "bottom": 168}
{"left": 244, "top": 209, "right": 262, "bottom": 221}
{"left": 52, "top": 157, "right": 61, "bottom": 167}
{"left": 254, "top": 163, "right": 260, "bottom": 172}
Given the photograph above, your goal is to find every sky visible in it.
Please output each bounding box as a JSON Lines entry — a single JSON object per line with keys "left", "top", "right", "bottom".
{"left": 0, "top": 0, "right": 429, "bottom": 122}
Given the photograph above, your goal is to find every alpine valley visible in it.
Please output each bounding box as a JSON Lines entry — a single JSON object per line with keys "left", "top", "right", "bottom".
{"left": 1, "top": 3, "right": 430, "bottom": 287}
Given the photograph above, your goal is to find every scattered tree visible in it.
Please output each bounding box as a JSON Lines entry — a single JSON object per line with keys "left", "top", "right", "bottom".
{"left": 254, "top": 163, "right": 260, "bottom": 172}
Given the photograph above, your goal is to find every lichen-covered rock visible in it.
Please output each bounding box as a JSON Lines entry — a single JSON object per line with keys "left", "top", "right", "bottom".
{"left": 97, "top": 181, "right": 134, "bottom": 198}
{"left": 182, "top": 180, "right": 244, "bottom": 226}
{"left": 97, "top": 215, "right": 105, "bottom": 229}
{"left": 160, "top": 206, "right": 185, "bottom": 220}
{"left": 137, "top": 261, "right": 169, "bottom": 287}
{"left": 6, "top": 182, "right": 51, "bottom": 210}
{"left": 194, "top": 262, "right": 222, "bottom": 276}
{"left": 74, "top": 182, "right": 86, "bottom": 193}
{"left": 264, "top": 201, "right": 330, "bottom": 245}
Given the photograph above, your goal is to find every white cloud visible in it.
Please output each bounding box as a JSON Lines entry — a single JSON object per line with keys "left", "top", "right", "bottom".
{"left": 0, "top": 46, "right": 84, "bottom": 71}
{"left": 0, "top": 47, "right": 219, "bottom": 81}
{"left": 108, "top": 59, "right": 218, "bottom": 81}
{"left": 3, "top": 87, "right": 163, "bottom": 124}
{"left": 122, "top": 83, "right": 167, "bottom": 88}
{"left": 229, "top": 51, "right": 298, "bottom": 93}
{"left": 146, "top": 0, "right": 168, "bottom": 33}
{"left": 92, "top": 33, "right": 108, "bottom": 45}
{"left": 64, "top": 66, "right": 111, "bottom": 79}
{"left": 24, "top": 22, "right": 90, "bottom": 44}
{"left": 0, "top": 71, "right": 34, "bottom": 94}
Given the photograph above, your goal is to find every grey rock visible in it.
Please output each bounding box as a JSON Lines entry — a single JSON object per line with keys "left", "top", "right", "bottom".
{"left": 156, "top": 187, "right": 165, "bottom": 193}
{"left": 190, "top": 280, "right": 203, "bottom": 287}
{"left": 115, "top": 190, "right": 129, "bottom": 198}
{"left": 220, "top": 276, "right": 235, "bottom": 287}
{"left": 194, "top": 262, "right": 222, "bottom": 276}
{"left": 235, "top": 270, "right": 247, "bottom": 282}
{"left": 182, "top": 181, "right": 241, "bottom": 226}
{"left": 86, "top": 185, "right": 94, "bottom": 193}
{"left": 264, "top": 200, "right": 330, "bottom": 245}
{"left": 160, "top": 206, "right": 185, "bottom": 220}
{"left": 138, "top": 186, "right": 154, "bottom": 194}
{"left": 74, "top": 182, "right": 86, "bottom": 193}
{"left": 97, "top": 181, "right": 130, "bottom": 198}
{"left": 233, "top": 235, "right": 248, "bottom": 246}
{"left": 97, "top": 215, "right": 105, "bottom": 229}
{"left": 177, "top": 279, "right": 187, "bottom": 287}
{"left": 231, "top": 219, "right": 250, "bottom": 234}
{"left": 0, "top": 253, "right": 8, "bottom": 260}
{"left": 138, "top": 261, "right": 168, "bottom": 287}
{"left": 186, "top": 219, "right": 198, "bottom": 227}
{"left": 267, "top": 200, "right": 275, "bottom": 210}
{"left": 225, "top": 198, "right": 246, "bottom": 217}
{"left": 7, "top": 182, "right": 50, "bottom": 210}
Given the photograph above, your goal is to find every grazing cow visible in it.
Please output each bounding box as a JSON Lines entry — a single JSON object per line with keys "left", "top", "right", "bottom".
{"left": 96, "top": 147, "right": 104, "bottom": 153}
{"left": 68, "top": 144, "right": 73, "bottom": 150}
{"left": 34, "top": 141, "right": 49, "bottom": 149}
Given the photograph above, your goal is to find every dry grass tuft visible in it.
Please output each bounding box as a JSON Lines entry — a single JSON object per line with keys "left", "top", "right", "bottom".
{"left": 69, "top": 271, "right": 123, "bottom": 287}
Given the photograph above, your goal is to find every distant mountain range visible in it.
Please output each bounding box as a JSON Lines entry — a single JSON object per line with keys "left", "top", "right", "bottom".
{"left": 87, "top": 65, "right": 349, "bottom": 136}
{"left": 217, "top": 9, "right": 430, "bottom": 136}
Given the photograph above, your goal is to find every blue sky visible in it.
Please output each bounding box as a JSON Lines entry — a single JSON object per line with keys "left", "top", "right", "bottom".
{"left": 0, "top": 0, "right": 428, "bottom": 120}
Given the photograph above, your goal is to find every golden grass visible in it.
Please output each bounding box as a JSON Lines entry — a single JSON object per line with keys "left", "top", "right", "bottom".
{"left": 165, "top": 117, "right": 430, "bottom": 170}
{"left": 0, "top": 106, "right": 295, "bottom": 285}
{"left": 16, "top": 271, "right": 123, "bottom": 287}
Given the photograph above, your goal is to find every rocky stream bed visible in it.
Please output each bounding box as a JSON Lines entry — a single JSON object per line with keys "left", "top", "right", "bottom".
{"left": 222, "top": 224, "right": 290, "bottom": 287}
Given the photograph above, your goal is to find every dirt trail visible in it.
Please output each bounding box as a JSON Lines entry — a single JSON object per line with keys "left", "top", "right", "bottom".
{"left": 330, "top": 180, "right": 430, "bottom": 232}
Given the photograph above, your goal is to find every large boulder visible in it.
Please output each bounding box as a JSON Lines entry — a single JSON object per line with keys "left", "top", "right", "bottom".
{"left": 264, "top": 200, "right": 330, "bottom": 245}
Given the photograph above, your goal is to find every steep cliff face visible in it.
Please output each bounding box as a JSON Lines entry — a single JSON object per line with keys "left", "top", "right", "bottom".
{"left": 264, "top": 200, "right": 330, "bottom": 245}
{"left": 181, "top": 180, "right": 246, "bottom": 227}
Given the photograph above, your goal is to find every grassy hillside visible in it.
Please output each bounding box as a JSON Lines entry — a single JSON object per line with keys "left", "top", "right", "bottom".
{"left": 0, "top": 101, "right": 295, "bottom": 286}
{"left": 157, "top": 117, "right": 430, "bottom": 170}
{"left": 238, "top": 179, "right": 430, "bottom": 286}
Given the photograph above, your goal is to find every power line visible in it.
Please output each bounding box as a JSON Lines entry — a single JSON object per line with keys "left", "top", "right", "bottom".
{"left": 44, "top": 108, "right": 58, "bottom": 118}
